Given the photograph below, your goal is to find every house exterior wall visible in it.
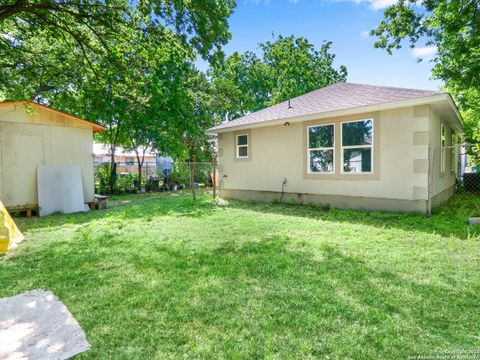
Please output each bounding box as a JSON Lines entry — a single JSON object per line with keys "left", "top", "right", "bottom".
{"left": 217, "top": 105, "right": 435, "bottom": 213}
{"left": 428, "top": 108, "right": 457, "bottom": 207}
{"left": 0, "top": 104, "right": 95, "bottom": 207}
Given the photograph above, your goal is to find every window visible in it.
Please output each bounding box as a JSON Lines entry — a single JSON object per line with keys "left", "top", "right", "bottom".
{"left": 341, "top": 119, "right": 373, "bottom": 173}
{"left": 236, "top": 134, "right": 249, "bottom": 158}
{"left": 307, "top": 124, "right": 334, "bottom": 173}
{"left": 440, "top": 124, "right": 446, "bottom": 173}
{"left": 126, "top": 157, "right": 135, "bottom": 165}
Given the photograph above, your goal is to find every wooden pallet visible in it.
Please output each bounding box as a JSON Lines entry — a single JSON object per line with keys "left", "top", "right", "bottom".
{"left": 6, "top": 204, "right": 39, "bottom": 217}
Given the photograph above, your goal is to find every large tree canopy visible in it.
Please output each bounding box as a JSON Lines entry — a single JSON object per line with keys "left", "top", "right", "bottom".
{"left": 372, "top": 0, "right": 480, "bottom": 93}
{"left": 0, "top": 0, "right": 235, "bottom": 99}
{"left": 210, "top": 35, "right": 347, "bottom": 122}
{"left": 372, "top": 0, "right": 480, "bottom": 146}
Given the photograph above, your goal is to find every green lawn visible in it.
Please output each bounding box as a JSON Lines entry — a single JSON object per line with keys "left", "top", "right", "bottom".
{"left": 1, "top": 193, "right": 480, "bottom": 359}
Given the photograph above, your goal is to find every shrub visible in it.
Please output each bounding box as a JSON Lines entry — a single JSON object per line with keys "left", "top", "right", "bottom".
{"left": 95, "top": 162, "right": 111, "bottom": 195}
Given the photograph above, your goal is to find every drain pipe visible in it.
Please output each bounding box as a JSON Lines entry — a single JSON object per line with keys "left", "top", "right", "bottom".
{"left": 280, "top": 178, "right": 288, "bottom": 202}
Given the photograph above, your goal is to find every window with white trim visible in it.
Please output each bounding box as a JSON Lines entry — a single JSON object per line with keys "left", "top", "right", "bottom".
{"left": 341, "top": 119, "right": 373, "bottom": 173}
{"left": 307, "top": 124, "right": 334, "bottom": 173}
{"left": 236, "top": 134, "right": 249, "bottom": 158}
{"left": 441, "top": 124, "right": 446, "bottom": 173}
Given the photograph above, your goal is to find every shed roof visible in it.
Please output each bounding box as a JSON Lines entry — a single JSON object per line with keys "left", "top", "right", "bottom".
{"left": 0, "top": 101, "right": 104, "bottom": 133}
{"left": 208, "top": 83, "right": 449, "bottom": 132}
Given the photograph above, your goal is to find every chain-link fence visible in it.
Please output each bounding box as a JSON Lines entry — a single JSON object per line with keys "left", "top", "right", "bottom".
{"left": 95, "top": 159, "right": 218, "bottom": 195}
{"left": 94, "top": 161, "right": 157, "bottom": 178}
{"left": 428, "top": 143, "right": 480, "bottom": 215}
{"left": 149, "top": 160, "right": 218, "bottom": 196}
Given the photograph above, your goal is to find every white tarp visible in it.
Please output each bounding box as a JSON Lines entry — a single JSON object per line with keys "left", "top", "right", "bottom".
{"left": 37, "top": 165, "right": 86, "bottom": 216}
{"left": 0, "top": 289, "right": 90, "bottom": 360}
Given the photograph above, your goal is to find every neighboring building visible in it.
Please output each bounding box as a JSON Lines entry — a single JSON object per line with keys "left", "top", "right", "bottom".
{"left": 93, "top": 144, "right": 158, "bottom": 176}
{"left": 207, "top": 83, "right": 463, "bottom": 214}
{"left": 0, "top": 101, "right": 103, "bottom": 209}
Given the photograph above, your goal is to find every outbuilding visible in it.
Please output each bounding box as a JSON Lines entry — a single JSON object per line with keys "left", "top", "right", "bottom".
{"left": 0, "top": 101, "right": 104, "bottom": 212}
{"left": 207, "top": 83, "right": 464, "bottom": 214}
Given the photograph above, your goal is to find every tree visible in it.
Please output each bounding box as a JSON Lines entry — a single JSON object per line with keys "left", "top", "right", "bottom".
{"left": 371, "top": 0, "right": 480, "bottom": 143}
{"left": 0, "top": 0, "right": 235, "bottom": 100}
{"left": 260, "top": 35, "right": 348, "bottom": 105}
{"left": 210, "top": 34, "right": 347, "bottom": 122}
{"left": 1, "top": 1, "right": 235, "bottom": 193}
{"left": 372, "top": 1, "right": 479, "bottom": 92}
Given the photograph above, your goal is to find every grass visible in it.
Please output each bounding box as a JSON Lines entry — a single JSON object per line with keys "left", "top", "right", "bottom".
{"left": 1, "top": 192, "right": 480, "bottom": 359}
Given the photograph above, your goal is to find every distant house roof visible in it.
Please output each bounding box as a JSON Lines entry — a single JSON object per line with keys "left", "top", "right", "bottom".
{"left": 93, "top": 143, "right": 157, "bottom": 158}
{"left": 0, "top": 101, "right": 104, "bottom": 133}
{"left": 208, "top": 82, "right": 450, "bottom": 133}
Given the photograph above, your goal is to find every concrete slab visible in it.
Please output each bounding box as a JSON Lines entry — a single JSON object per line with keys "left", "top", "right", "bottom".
{"left": 0, "top": 289, "right": 90, "bottom": 360}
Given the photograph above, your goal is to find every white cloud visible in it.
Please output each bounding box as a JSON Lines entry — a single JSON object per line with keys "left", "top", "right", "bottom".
{"left": 332, "top": 0, "right": 398, "bottom": 11}
{"left": 412, "top": 46, "right": 438, "bottom": 59}
{"left": 360, "top": 30, "right": 370, "bottom": 38}
{"left": 370, "top": 0, "right": 398, "bottom": 10}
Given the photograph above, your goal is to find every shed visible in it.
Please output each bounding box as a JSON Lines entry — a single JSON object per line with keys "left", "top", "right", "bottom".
{"left": 0, "top": 101, "right": 104, "bottom": 211}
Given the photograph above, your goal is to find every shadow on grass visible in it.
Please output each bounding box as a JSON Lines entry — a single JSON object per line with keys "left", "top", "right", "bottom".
{"left": 14, "top": 193, "right": 215, "bottom": 233}
{"left": 225, "top": 193, "right": 480, "bottom": 240}
{"left": 13, "top": 191, "right": 480, "bottom": 241}
{"left": 1, "top": 233, "right": 477, "bottom": 358}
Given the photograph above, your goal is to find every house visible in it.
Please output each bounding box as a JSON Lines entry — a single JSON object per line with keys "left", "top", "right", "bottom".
{"left": 93, "top": 144, "right": 157, "bottom": 177}
{"left": 207, "top": 83, "right": 463, "bottom": 214}
{"left": 0, "top": 101, "right": 103, "bottom": 211}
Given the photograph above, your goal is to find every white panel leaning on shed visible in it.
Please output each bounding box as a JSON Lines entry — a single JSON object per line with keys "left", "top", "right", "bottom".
{"left": 37, "top": 165, "right": 87, "bottom": 216}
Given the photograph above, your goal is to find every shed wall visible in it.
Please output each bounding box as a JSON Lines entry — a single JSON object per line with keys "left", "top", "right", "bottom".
{"left": 0, "top": 104, "right": 95, "bottom": 207}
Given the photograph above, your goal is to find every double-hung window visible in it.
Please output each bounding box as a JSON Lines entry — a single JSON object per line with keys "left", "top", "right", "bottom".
{"left": 236, "top": 134, "right": 249, "bottom": 158}
{"left": 341, "top": 119, "right": 373, "bottom": 173}
{"left": 307, "top": 124, "right": 334, "bottom": 173}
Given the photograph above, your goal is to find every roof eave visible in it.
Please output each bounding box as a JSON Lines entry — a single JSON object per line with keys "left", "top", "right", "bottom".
{"left": 207, "top": 94, "right": 456, "bottom": 134}
{"left": 0, "top": 101, "right": 105, "bottom": 133}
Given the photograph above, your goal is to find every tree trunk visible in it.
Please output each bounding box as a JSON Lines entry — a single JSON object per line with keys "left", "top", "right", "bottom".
{"left": 190, "top": 155, "right": 196, "bottom": 201}
{"left": 109, "top": 146, "right": 117, "bottom": 194}
{"left": 134, "top": 148, "right": 146, "bottom": 193}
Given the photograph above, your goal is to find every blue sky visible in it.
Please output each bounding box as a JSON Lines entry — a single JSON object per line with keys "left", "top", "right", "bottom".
{"left": 204, "top": 0, "right": 441, "bottom": 90}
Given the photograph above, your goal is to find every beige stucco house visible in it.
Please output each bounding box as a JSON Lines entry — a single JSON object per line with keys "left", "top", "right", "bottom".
{"left": 208, "top": 83, "right": 463, "bottom": 214}
{"left": 0, "top": 101, "right": 104, "bottom": 211}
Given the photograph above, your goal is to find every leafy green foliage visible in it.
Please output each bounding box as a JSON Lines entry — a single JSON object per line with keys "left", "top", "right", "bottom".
{"left": 210, "top": 35, "right": 347, "bottom": 121}
{"left": 372, "top": 0, "right": 480, "bottom": 92}
{"left": 0, "top": 0, "right": 235, "bottom": 98}
{"left": 371, "top": 0, "right": 480, "bottom": 142}
{"left": 0, "top": 2, "right": 233, "bottom": 193}
{"left": 94, "top": 162, "right": 111, "bottom": 195}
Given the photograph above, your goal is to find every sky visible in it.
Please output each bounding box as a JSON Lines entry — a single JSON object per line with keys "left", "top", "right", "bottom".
{"left": 201, "top": 0, "right": 441, "bottom": 91}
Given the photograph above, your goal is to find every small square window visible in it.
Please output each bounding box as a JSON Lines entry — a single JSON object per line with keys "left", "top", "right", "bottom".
{"left": 236, "top": 134, "right": 249, "bottom": 158}
{"left": 237, "top": 135, "right": 248, "bottom": 146}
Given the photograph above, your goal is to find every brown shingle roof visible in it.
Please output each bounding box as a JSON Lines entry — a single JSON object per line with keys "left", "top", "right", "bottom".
{"left": 209, "top": 82, "right": 443, "bottom": 132}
